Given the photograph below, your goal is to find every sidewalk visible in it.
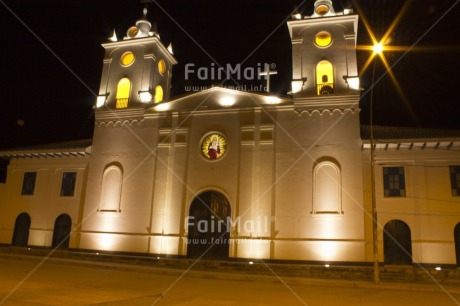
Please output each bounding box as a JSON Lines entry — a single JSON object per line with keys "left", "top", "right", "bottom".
{"left": 1, "top": 255, "right": 460, "bottom": 306}
{"left": 0, "top": 247, "right": 459, "bottom": 294}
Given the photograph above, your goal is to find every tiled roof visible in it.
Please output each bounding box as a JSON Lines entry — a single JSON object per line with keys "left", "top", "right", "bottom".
{"left": 361, "top": 125, "right": 460, "bottom": 140}
{"left": 0, "top": 139, "right": 92, "bottom": 152}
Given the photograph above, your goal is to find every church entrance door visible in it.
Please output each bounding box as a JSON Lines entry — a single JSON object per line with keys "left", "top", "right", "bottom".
{"left": 187, "top": 191, "right": 230, "bottom": 259}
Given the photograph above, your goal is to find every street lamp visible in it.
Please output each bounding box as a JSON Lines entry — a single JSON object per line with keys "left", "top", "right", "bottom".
{"left": 370, "top": 41, "right": 385, "bottom": 284}
{"left": 373, "top": 42, "right": 384, "bottom": 54}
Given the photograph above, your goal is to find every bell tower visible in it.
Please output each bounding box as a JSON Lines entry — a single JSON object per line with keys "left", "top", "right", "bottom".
{"left": 287, "top": 0, "right": 359, "bottom": 98}
{"left": 95, "top": 8, "right": 177, "bottom": 110}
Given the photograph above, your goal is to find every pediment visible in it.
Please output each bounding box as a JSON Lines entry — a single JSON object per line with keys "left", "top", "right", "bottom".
{"left": 147, "top": 86, "right": 292, "bottom": 113}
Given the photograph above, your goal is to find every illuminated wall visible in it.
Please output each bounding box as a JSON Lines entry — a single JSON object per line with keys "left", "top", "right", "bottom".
{"left": 362, "top": 142, "right": 460, "bottom": 265}
{"left": 0, "top": 2, "right": 458, "bottom": 267}
{"left": 0, "top": 157, "right": 88, "bottom": 248}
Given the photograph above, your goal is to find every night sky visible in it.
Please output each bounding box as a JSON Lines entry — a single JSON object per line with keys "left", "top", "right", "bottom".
{"left": 1, "top": 0, "right": 459, "bottom": 149}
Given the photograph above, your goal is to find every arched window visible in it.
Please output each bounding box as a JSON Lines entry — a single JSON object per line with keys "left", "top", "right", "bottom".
{"left": 154, "top": 85, "right": 164, "bottom": 103}
{"left": 312, "top": 159, "right": 341, "bottom": 213}
{"left": 455, "top": 223, "right": 460, "bottom": 267}
{"left": 116, "top": 78, "right": 131, "bottom": 108}
{"left": 52, "top": 214, "right": 71, "bottom": 249}
{"left": 12, "top": 212, "right": 31, "bottom": 246}
{"left": 384, "top": 220, "right": 412, "bottom": 265}
{"left": 316, "top": 60, "right": 334, "bottom": 95}
{"left": 99, "top": 165, "right": 123, "bottom": 212}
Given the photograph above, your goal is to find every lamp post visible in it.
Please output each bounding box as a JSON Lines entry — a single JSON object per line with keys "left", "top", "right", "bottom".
{"left": 370, "top": 42, "right": 383, "bottom": 284}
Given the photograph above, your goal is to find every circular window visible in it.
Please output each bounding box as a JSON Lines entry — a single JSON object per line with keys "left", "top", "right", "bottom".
{"left": 200, "top": 132, "right": 227, "bottom": 161}
{"left": 315, "top": 32, "right": 332, "bottom": 47}
{"left": 120, "top": 52, "right": 135, "bottom": 66}
{"left": 158, "top": 59, "right": 166, "bottom": 75}
{"left": 127, "top": 26, "right": 139, "bottom": 38}
{"left": 315, "top": 5, "right": 329, "bottom": 15}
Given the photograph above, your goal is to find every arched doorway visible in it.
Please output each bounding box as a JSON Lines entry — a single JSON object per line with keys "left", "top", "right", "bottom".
{"left": 187, "top": 191, "right": 231, "bottom": 259}
{"left": 384, "top": 220, "right": 412, "bottom": 265}
{"left": 12, "top": 213, "right": 31, "bottom": 246}
{"left": 52, "top": 214, "right": 72, "bottom": 249}
{"left": 454, "top": 223, "right": 460, "bottom": 267}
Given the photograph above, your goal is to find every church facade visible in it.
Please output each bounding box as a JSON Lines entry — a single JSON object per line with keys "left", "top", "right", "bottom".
{"left": 1, "top": 1, "right": 460, "bottom": 266}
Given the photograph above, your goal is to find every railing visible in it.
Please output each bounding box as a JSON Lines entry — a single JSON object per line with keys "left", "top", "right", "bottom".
{"left": 116, "top": 98, "right": 129, "bottom": 109}
{"left": 317, "top": 83, "right": 334, "bottom": 95}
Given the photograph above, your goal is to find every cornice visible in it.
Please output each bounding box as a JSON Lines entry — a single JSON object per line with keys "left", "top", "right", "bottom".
{"left": 95, "top": 108, "right": 145, "bottom": 126}
{"left": 0, "top": 148, "right": 90, "bottom": 159}
{"left": 361, "top": 141, "right": 460, "bottom": 151}
{"left": 293, "top": 94, "right": 360, "bottom": 115}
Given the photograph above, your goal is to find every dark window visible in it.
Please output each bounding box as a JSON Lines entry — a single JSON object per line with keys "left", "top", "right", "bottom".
{"left": 12, "top": 213, "right": 31, "bottom": 246}
{"left": 384, "top": 220, "right": 412, "bottom": 265}
{"left": 21, "top": 172, "right": 37, "bottom": 195}
{"left": 52, "top": 214, "right": 72, "bottom": 249}
{"left": 450, "top": 166, "right": 460, "bottom": 196}
{"left": 0, "top": 159, "right": 9, "bottom": 183}
{"left": 383, "top": 167, "right": 406, "bottom": 197}
{"left": 60, "top": 172, "right": 77, "bottom": 196}
{"left": 455, "top": 223, "right": 460, "bottom": 267}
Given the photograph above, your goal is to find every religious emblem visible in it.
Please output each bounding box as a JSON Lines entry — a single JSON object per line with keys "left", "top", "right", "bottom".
{"left": 201, "top": 132, "right": 227, "bottom": 160}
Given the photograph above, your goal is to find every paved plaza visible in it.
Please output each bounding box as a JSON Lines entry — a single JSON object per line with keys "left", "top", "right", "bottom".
{"left": 0, "top": 256, "right": 459, "bottom": 305}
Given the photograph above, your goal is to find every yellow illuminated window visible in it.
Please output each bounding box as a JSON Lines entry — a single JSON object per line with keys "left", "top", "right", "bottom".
{"left": 154, "top": 85, "right": 163, "bottom": 103}
{"left": 116, "top": 78, "right": 131, "bottom": 108}
{"left": 316, "top": 61, "right": 334, "bottom": 95}
{"left": 120, "top": 52, "right": 135, "bottom": 66}
{"left": 158, "top": 59, "right": 166, "bottom": 75}
{"left": 315, "top": 32, "right": 332, "bottom": 47}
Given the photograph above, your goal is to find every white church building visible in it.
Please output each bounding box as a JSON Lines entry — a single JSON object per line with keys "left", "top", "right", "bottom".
{"left": 1, "top": 0, "right": 460, "bottom": 266}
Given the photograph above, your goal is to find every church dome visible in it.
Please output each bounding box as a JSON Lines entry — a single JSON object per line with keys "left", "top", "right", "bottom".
{"left": 312, "top": 0, "right": 336, "bottom": 17}
{"left": 124, "top": 8, "right": 155, "bottom": 40}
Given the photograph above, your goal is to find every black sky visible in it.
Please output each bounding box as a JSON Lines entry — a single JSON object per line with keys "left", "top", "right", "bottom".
{"left": 1, "top": 0, "right": 459, "bottom": 149}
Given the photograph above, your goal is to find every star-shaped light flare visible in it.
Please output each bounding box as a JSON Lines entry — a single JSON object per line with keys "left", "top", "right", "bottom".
{"left": 354, "top": 1, "right": 417, "bottom": 122}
